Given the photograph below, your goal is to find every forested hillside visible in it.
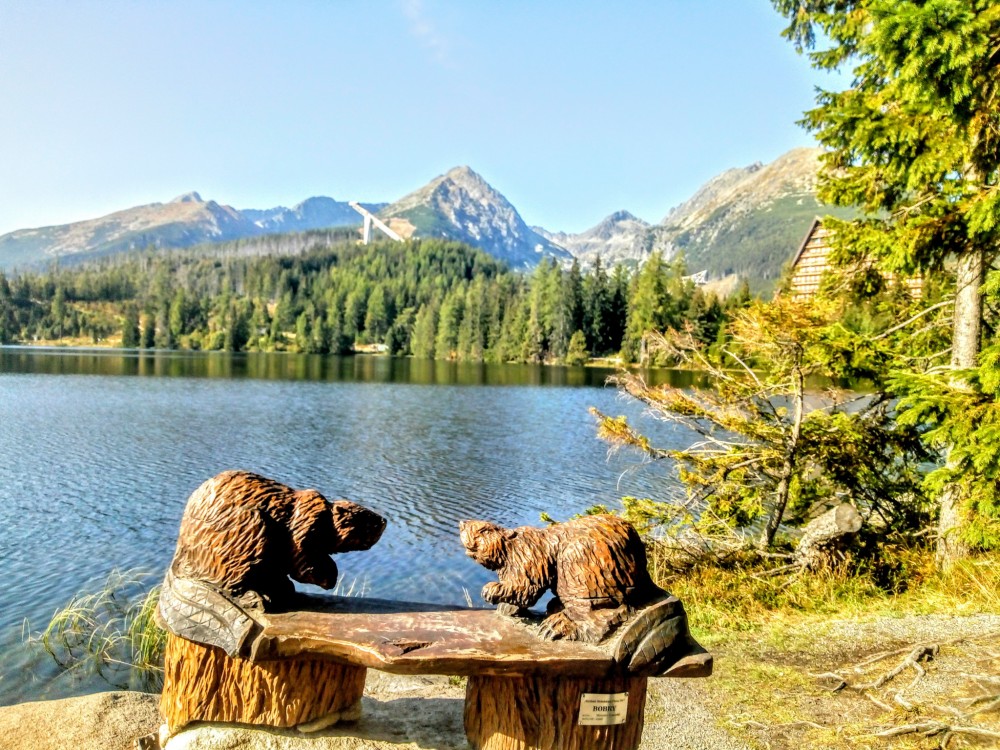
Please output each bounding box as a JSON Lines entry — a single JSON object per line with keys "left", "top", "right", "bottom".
{"left": 0, "top": 239, "right": 737, "bottom": 364}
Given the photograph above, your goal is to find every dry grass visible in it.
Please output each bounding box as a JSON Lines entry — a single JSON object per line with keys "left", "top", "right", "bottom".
{"left": 662, "top": 550, "right": 1000, "bottom": 749}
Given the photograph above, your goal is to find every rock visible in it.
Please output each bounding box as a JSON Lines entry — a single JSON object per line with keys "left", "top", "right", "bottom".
{"left": 0, "top": 691, "right": 160, "bottom": 750}
{"left": 0, "top": 671, "right": 750, "bottom": 750}
{"left": 164, "top": 673, "right": 466, "bottom": 750}
{"left": 794, "top": 503, "right": 863, "bottom": 570}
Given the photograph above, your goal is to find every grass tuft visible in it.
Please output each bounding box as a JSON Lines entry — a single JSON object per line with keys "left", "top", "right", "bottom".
{"left": 27, "top": 568, "right": 165, "bottom": 692}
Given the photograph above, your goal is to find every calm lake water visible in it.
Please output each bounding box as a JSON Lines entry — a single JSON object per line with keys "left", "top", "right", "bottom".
{"left": 0, "top": 347, "right": 696, "bottom": 706}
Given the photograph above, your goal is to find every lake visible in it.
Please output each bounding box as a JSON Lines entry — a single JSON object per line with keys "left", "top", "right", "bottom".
{"left": 0, "top": 347, "right": 696, "bottom": 706}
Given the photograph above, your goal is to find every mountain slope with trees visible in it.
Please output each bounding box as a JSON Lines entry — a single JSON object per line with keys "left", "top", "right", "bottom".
{"left": 0, "top": 238, "right": 735, "bottom": 366}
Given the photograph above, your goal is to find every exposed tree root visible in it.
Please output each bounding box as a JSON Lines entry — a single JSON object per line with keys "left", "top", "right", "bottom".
{"left": 862, "top": 720, "right": 1000, "bottom": 748}
{"left": 809, "top": 632, "right": 1000, "bottom": 748}
{"left": 966, "top": 693, "right": 1000, "bottom": 716}
{"left": 810, "top": 644, "right": 938, "bottom": 692}
{"left": 744, "top": 719, "right": 828, "bottom": 732}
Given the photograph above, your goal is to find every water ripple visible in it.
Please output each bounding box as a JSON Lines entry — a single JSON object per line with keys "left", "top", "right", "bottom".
{"left": 0, "top": 355, "right": 692, "bottom": 706}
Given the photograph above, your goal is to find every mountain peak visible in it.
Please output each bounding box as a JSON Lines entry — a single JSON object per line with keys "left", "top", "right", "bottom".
{"left": 380, "top": 167, "right": 570, "bottom": 268}
{"left": 171, "top": 191, "right": 204, "bottom": 204}
{"left": 444, "top": 165, "right": 480, "bottom": 180}
{"left": 440, "top": 165, "right": 492, "bottom": 191}
{"left": 605, "top": 209, "right": 640, "bottom": 224}
{"left": 541, "top": 209, "right": 651, "bottom": 266}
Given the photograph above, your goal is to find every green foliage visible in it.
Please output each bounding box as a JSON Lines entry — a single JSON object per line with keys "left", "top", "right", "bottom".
{"left": 595, "top": 298, "right": 930, "bottom": 549}
{"left": 29, "top": 569, "right": 165, "bottom": 692}
{"left": 892, "top": 337, "right": 1000, "bottom": 549}
{"left": 622, "top": 252, "right": 692, "bottom": 362}
{"left": 120, "top": 306, "right": 140, "bottom": 348}
{"left": 564, "top": 330, "right": 589, "bottom": 366}
{"left": 772, "top": 0, "right": 1000, "bottom": 557}
{"left": 0, "top": 237, "right": 735, "bottom": 366}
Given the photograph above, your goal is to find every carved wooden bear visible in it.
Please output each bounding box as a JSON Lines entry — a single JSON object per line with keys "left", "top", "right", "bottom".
{"left": 459, "top": 514, "right": 666, "bottom": 643}
{"left": 169, "top": 470, "right": 386, "bottom": 608}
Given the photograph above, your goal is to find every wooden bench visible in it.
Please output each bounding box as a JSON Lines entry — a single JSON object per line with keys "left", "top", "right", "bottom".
{"left": 154, "top": 472, "right": 712, "bottom": 750}
{"left": 158, "top": 592, "right": 712, "bottom": 750}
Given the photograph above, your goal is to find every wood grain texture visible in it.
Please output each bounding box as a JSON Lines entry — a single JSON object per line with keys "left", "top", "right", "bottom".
{"left": 251, "top": 594, "right": 712, "bottom": 679}
{"left": 160, "top": 633, "right": 366, "bottom": 735}
{"left": 254, "top": 595, "right": 614, "bottom": 677}
{"left": 459, "top": 515, "right": 666, "bottom": 644}
{"left": 166, "top": 470, "right": 385, "bottom": 610}
{"left": 156, "top": 569, "right": 262, "bottom": 658}
{"left": 464, "top": 675, "right": 647, "bottom": 750}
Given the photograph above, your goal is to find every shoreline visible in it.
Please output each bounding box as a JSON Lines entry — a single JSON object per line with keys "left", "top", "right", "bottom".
{"left": 5, "top": 611, "right": 998, "bottom": 749}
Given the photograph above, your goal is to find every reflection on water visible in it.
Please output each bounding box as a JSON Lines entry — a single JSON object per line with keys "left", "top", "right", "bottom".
{"left": 0, "top": 347, "right": 700, "bottom": 388}
{"left": 0, "top": 348, "right": 697, "bottom": 706}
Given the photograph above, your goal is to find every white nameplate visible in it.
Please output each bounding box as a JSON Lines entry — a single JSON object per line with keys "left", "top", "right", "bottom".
{"left": 578, "top": 692, "right": 628, "bottom": 725}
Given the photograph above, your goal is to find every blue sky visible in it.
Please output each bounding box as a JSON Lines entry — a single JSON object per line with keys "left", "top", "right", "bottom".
{"left": 0, "top": 1, "right": 844, "bottom": 237}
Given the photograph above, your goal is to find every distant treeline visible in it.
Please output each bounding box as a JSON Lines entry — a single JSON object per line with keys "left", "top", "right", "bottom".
{"left": 0, "top": 239, "right": 750, "bottom": 364}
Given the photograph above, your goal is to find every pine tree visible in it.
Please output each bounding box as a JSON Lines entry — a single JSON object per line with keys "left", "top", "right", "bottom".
{"left": 51, "top": 285, "right": 66, "bottom": 339}
{"left": 624, "top": 252, "right": 673, "bottom": 362}
{"left": 121, "top": 306, "right": 140, "bottom": 348}
{"left": 772, "top": 0, "right": 1000, "bottom": 564}
{"left": 565, "top": 329, "right": 589, "bottom": 366}
{"left": 364, "top": 284, "right": 391, "bottom": 343}
{"left": 154, "top": 303, "right": 173, "bottom": 349}
{"left": 608, "top": 264, "right": 630, "bottom": 356}
{"left": 411, "top": 301, "right": 439, "bottom": 360}
{"left": 435, "top": 286, "right": 465, "bottom": 360}
{"left": 295, "top": 312, "right": 312, "bottom": 353}
{"left": 224, "top": 301, "right": 250, "bottom": 353}
{"left": 140, "top": 313, "right": 155, "bottom": 349}
{"left": 386, "top": 307, "right": 416, "bottom": 355}
{"left": 583, "top": 256, "right": 613, "bottom": 355}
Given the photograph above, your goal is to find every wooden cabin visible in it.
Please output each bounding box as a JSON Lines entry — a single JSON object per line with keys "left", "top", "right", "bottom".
{"left": 786, "top": 218, "right": 923, "bottom": 300}
{"left": 787, "top": 218, "right": 834, "bottom": 300}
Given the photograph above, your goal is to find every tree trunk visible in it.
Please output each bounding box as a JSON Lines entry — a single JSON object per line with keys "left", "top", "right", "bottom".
{"left": 464, "top": 674, "right": 647, "bottom": 750}
{"left": 159, "top": 633, "right": 366, "bottom": 737}
{"left": 794, "top": 503, "right": 862, "bottom": 569}
{"left": 761, "top": 362, "right": 805, "bottom": 548}
{"left": 937, "top": 248, "right": 984, "bottom": 568}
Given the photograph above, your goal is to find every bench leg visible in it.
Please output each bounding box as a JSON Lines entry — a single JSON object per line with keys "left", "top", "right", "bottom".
{"left": 464, "top": 674, "right": 647, "bottom": 750}
{"left": 159, "top": 633, "right": 366, "bottom": 737}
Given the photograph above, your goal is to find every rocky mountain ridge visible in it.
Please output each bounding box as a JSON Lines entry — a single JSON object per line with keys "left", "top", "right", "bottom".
{"left": 378, "top": 166, "right": 571, "bottom": 268}
{"left": 0, "top": 148, "right": 829, "bottom": 289}
{"left": 242, "top": 197, "right": 387, "bottom": 234}
{"left": 650, "top": 147, "right": 833, "bottom": 288}
{"left": 535, "top": 210, "right": 652, "bottom": 268}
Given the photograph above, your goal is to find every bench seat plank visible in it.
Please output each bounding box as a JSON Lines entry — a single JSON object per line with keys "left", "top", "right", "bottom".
{"left": 252, "top": 595, "right": 620, "bottom": 678}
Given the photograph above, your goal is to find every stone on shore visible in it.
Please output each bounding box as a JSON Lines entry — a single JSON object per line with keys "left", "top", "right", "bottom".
{"left": 0, "top": 672, "right": 749, "bottom": 750}
{"left": 164, "top": 673, "right": 467, "bottom": 750}
{"left": 0, "top": 691, "right": 161, "bottom": 750}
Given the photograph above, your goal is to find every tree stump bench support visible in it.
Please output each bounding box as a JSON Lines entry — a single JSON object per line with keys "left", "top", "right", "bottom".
{"left": 158, "top": 594, "right": 712, "bottom": 750}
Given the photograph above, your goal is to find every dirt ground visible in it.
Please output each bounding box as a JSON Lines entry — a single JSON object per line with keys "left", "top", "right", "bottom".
{"left": 701, "top": 613, "right": 1000, "bottom": 749}
{"left": 1, "top": 614, "right": 997, "bottom": 750}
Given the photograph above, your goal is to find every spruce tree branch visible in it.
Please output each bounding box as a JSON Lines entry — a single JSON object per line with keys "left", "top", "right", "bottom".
{"left": 874, "top": 299, "right": 954, "bottom": 340}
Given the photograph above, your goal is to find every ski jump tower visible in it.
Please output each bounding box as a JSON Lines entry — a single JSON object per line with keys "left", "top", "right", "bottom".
{"left": 349, "top": 201, "right": 403, "bottom": 244}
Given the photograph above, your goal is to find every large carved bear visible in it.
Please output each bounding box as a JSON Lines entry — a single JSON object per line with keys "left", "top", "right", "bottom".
{"left": 169, "top": 470, "right": 386, "bottom": 608}
{"left": 459, "top": 514, "right": 666, "bottom": 643}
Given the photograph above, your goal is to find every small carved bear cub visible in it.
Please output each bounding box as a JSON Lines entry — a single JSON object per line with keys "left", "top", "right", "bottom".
{"left": 459, "top": 514, "right": 666, "bottom": 643}
{"left": 170, "top": 470, "right": 385, "bottom": 608}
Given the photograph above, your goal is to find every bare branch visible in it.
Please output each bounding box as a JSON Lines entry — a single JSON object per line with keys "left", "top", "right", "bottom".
{"left": 874, "top": 298, "right": 955, "bottom": 341}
